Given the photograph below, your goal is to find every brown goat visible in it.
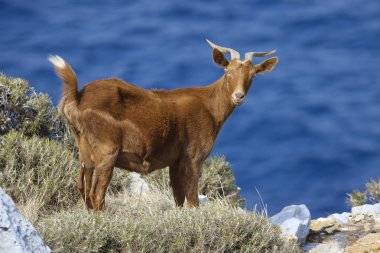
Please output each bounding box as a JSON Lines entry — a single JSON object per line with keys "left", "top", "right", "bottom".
{"left": 49, "top": 40, "right": 278, "bottom": 210}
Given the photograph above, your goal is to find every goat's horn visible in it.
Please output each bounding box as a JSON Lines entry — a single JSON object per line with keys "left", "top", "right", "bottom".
{"left": 206, "top": 39, "right": 240, "bottom": 60}
{"left": 244, "top": 50, "right": 276, "bottom": 62}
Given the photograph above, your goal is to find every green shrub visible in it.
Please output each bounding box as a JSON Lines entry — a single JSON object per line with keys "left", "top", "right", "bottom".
{"left": 0, "top": 73, "right": 72, "bottom": 145}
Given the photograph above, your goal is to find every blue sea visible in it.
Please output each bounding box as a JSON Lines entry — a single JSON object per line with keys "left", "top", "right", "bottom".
{"left": 1, "top": 0, "right": 380, "bottom": 218}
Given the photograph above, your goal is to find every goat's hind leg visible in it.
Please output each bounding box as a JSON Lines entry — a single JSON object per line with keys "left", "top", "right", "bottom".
{"left": 90, "top": 152, "right": 117, "bottom": 211}
{"left": 77, "top": 158, "right": 94, "bottom": 209}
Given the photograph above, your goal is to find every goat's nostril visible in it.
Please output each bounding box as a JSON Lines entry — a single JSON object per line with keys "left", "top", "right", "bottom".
{"left": 235, "top": 92, "right": 245, "bottom": 99}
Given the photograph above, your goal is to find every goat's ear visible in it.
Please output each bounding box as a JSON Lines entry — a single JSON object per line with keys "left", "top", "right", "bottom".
{"left": 254, "top": 57, "right": 278, "bottom": 74}
{"left": 212, "top": 48, "right": 229, "bottom": 68}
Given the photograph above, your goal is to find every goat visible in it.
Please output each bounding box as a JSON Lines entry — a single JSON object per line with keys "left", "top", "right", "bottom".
{"left": 49, "top": 40, "right": 278, "bottom": 210}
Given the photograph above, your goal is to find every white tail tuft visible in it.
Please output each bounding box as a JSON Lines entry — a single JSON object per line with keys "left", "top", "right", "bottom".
{"left": 48, "top": 55, "right": 66, "bottom": 69}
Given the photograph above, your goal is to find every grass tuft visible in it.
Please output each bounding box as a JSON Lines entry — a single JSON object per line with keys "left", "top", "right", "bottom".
{"left": 347, "top": 179, "right": 380, "bottom": 207}
{"left": 365, "top": 179, "right": 380, "bottom": 203}
{"left": 347, "top": 189, "right": 367, "bottom": 207}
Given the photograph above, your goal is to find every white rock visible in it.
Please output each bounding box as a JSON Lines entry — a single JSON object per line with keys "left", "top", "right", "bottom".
{"left": 237, "top": 207, "right": 245, "bottom": 214}
{"left": 316, "top": 217, "right": 332, "bottom": 222}
{"left": 374, "top": 203, "right": 380, "bottom": 213}
{"left": 374, "top": 216, "right": 380, "bottom": 223}
{"left": 327, "top": 212, "right": 349, "bottom": 224}
{"left": 341, "top": 212, "right": 351, "bottom": 218}
{"left": 127, "top": 172, "right": 149, "bottom": 195}
{"left": 352, "top": 214, "right": 365, "bottom": 222}
{"left": 352, "top": 203, "right": 380, "bottom": 216}
{"left": 198, "top": 195, "right": 207, "bottom": 206}
{"left": 303, "top": 241, "right": 344, "bottom": 253}
{"left": 270, "top": 204, "right": 311, "bottom": 244}
{"left": 0, "top": 187, "right": 51, "bottom": 253}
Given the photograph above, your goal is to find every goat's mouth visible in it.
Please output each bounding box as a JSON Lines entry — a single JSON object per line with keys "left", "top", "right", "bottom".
{"left": 232, "top": 98, "right": 244, "bottom": 106}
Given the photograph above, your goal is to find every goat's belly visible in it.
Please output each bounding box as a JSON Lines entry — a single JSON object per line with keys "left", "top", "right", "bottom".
{"left": 115, "top": 152, "right": 164, "bottom": 174}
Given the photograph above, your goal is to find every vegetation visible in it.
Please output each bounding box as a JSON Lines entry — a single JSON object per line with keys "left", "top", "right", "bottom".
{"left": 145, "top": 156, "right": 244, "bottom": 207}
{"left": 0, "top": 74, "right": 65, "bottom": 139}
{"left": 0, "top": 74, "right": 300, "bottom": 252}
{"left": 347, "top": 179, "right": 380, "bottom": 207}
{"left": 37, "top": 186, "right": 299, "bottom": 253}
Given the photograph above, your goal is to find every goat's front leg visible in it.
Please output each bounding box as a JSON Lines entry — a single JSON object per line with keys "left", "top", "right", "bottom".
{"left": 181, "top": 161, "right": 200, "bottom": 207}
{"left": 169, "top": 163, "right": 186, "bottom": 206}
{"left": 90, "top": 152, "right": 117, "bottom": 211}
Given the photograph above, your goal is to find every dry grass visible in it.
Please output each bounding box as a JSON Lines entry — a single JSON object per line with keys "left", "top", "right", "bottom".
{"left": 365, "top": 179, "right": 380, "bottom": 203}
{"left": 36, "top": 185, "right": 300, "bottom": 253}
{"left": 347, "top": 189, "right": 367, "bottom": 207}
{"left": 0, "top": 131, "right": 79, "bottom": 214}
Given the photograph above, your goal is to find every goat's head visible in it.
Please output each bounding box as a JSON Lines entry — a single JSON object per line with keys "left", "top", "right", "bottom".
{"left": 207, "top": 39, "right": 278, "bottom": 106}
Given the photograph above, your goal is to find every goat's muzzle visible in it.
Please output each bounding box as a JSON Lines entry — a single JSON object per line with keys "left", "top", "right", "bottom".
{"left": 232, "top": 92, "right": 245, "bottom": 106}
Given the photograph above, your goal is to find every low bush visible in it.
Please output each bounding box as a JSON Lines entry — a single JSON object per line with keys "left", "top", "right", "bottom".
{"left": 199, "top": 156, "right": 244, "bottom": 206}
{"left": 37, "top": 187, "right": 300, "bottom": 253}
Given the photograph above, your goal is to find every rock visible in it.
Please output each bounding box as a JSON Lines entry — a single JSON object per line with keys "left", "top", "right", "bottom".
{"left": 374, "top": 216, "right": 380, "bottom": 223}
{"left": 0, "top": 187, "right": 51, "bottom": 253}
{"left": 127, "top": 172, "right": 149, "bottom": 195}
{"left": 345, "top": 232, "right": 380, "bottom": 253}
{"left": 351, "top": 203, "right": 380, "bottom": 216}
{"left": 303, "top": 240, "right": 345, "bottom": 253}
{"left": 310, "top": 218, "right": 335, "bottom": 232}
{"left": 352, "top": 214, "right": 365, "bottom": 223}
{"left": 310, "top": 218, "right": 340, "bottom": 235}
{"left": 328, "top": 212, "right": 350, "bottom": 224}
{"left": 198, "top": 195, "right": 207, "bottom": 206}
{"left": 237, "top": 207, "right": 245, "bottom": 214}
{"left": 270, "top": 204, "right": 311, "bottom": 244}
{"left": 325, "top": 224, "right": 342, "bottom": 234}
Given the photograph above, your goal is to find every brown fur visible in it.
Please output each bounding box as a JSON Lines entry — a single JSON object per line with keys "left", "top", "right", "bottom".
{"left": 51, "top": 48, "right": 278, "bottom": 210}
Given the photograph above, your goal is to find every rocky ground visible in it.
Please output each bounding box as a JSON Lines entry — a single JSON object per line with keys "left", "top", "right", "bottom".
{"left": 271, "top": 203, "right": 380, "bottom": 253}
{"left": 305, "top": 204, "right": 380, "bottom": 253}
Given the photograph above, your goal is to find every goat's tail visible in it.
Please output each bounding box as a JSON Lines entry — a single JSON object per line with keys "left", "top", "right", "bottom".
{"left": 48, "top": 55, "right": 79, "bottom": 106}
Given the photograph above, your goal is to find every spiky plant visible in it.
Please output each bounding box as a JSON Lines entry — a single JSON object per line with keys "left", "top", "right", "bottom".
{"left": 365, "top": 179, "right": 380, "bottom": 203}
{"left": 347, "top": 189, "right": 367, "bottom": 207}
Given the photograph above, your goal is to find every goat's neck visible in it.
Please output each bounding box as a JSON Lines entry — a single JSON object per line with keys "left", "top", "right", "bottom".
{"left": 207, "top": 75, "right": 236, "bottom": 132}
